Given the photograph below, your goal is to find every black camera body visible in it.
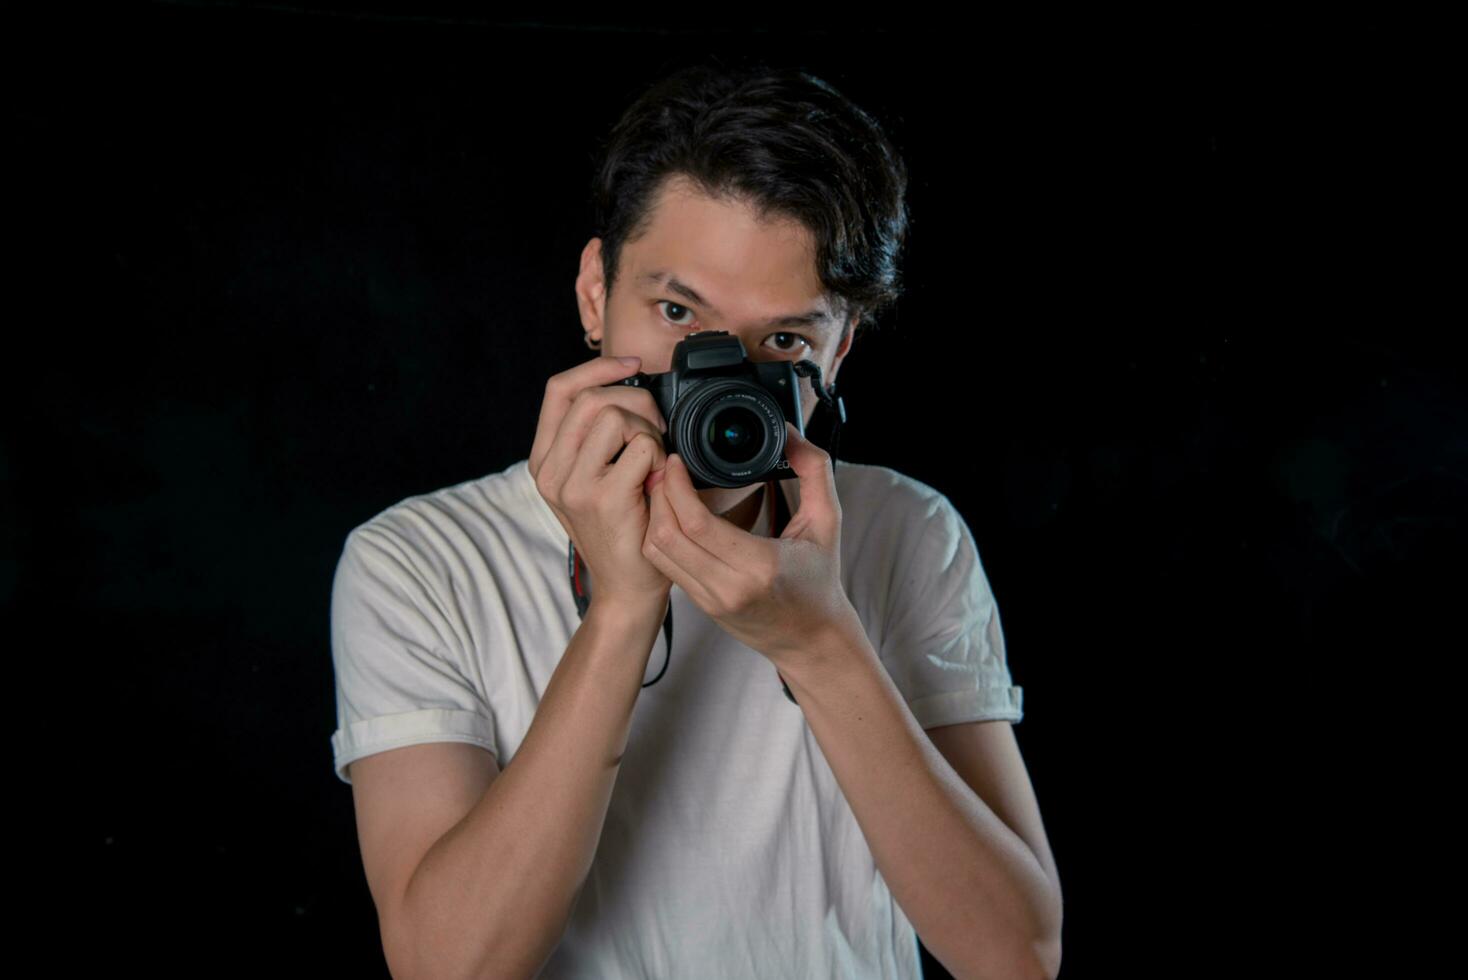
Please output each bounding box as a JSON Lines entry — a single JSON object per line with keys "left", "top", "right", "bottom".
{"left": 608, "top": 330, "right": 805, "bottom": 490}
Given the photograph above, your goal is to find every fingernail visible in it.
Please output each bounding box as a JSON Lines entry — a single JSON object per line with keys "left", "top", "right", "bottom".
{"left": 618, "top": 355, "right": 640, "bottom": 367}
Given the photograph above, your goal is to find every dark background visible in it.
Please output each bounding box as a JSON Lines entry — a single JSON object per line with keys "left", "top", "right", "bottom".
{"left": 8, "top": 4, "right": 1457, "bottom": 976}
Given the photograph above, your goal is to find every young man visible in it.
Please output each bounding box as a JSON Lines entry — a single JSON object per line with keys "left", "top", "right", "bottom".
{"left": 330, "top": 61, "right": 1062, "bottom": 980}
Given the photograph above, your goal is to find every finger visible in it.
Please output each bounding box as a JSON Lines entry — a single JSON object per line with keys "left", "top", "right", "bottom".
{"left": 651, "top": 460, "right": 763, "bottom": 589}
{"left": 541, "top": 385, "right": 662, "bottom": 498}
{"left": 564, "top": 406, "right": 642, "bottom": 497}
{"left": 662, "top": 453, "right": 769, "bottom": 561}
{"left": 642, "top": 485, "right": 721, "bottom": 610}
{"left": 640, "top": 537, "right": 702, "bottom": 607}
{"left": 605, "top": 429, "right": 668, "bottom": 499}
{"left": 529, "top": 353, "right": 643, "bottom": 472}
{"left": 778, "top": 421, "right": 839, "bottom": 542}
{"left": 643, "top": 463, "right": 667, "bottom": 495}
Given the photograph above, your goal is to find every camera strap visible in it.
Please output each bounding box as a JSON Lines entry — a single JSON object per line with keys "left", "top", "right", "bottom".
{"left": 770, "top": 479, "right": 799, "bottom": 704}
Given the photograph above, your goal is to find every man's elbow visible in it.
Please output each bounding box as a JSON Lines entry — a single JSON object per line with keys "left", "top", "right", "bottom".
{"left": 1032, "top": 930, "right": 1062, "bottom": 980}
{"left": 968, "top": 931, "right": 1061, "bottom": 980}
{"left": 1032, "top": 877, "right": 1063, "bottom": 979}
{"left": 994, "top": 935, "right": 1061, "bottom": 980}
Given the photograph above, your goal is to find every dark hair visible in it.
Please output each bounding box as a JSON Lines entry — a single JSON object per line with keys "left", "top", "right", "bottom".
{"left": 588, "top": 59, "right": 911, "bottom": 344}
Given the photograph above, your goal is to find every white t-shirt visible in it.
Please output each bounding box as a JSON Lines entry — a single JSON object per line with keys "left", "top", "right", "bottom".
{"left": 329, "top": 456, "right": 1024, "bottom": 979}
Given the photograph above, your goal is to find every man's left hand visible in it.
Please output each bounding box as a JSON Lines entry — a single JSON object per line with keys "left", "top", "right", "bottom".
{"left": 641, "top": 421, "right": 862, "bottom": 670}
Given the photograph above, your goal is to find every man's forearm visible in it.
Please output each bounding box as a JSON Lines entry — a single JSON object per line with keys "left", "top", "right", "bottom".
{"left": 778, "top": 618, "right": 1062, "bottom": 980}
{"left": 400, "top": 597, "right": 669, "bottom": 980}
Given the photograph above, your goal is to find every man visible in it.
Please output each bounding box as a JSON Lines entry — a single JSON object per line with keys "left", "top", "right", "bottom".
{"left": 330, "top": 60, "right": 1062, "bottom": 980}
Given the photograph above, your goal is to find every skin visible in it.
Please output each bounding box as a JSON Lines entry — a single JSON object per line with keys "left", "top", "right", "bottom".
{"left": 573, "top": 174, "right": 858, "bottom": 536}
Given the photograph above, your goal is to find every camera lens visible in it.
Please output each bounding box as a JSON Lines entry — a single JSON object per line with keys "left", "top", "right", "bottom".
{"left": 676, "top": 378, "right": 786, "bottom": 487}
{"left": 707, "top": 405, "right": 764, "bottom": 464}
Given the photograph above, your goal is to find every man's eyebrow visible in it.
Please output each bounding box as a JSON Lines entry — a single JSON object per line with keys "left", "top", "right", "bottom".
{"left": 639, "top": 270, "right": 837, "bottom": 332}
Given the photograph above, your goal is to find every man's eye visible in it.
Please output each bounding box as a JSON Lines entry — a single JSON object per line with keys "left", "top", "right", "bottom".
{"left": 765, "top": 332, "right": 813, "bottom": 355}
{"left": 657, "top": 301, "right": 696, "bottom": 326}
{"left": 658, "top": 302, "right": 812, "bottom": 356}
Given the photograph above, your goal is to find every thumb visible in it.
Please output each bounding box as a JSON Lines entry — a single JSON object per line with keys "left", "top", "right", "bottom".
{"left": 644, "top": 456, "right": 667, "bottom": 494}
{"left": 780, "top": 421, "right": 840, "bottom": 542}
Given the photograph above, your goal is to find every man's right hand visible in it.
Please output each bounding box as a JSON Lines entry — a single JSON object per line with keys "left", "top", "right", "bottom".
{"left": 528, "top": 353, "right": 673, "bottom": 608}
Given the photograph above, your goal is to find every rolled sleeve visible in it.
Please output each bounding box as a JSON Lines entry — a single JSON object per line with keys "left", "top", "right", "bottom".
{"left": 331, "top": 707, "right": 497, "bottom": 785}
{"left": 877, "top": 492, "right": 1025, "bottom": 729}
{"left": 328, "top": 526, "right": 499, "bottom": 785}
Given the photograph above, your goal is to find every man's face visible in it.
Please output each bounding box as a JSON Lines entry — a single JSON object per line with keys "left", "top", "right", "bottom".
{"left": 574, "top": 174, "right": 857, "bottom": 528}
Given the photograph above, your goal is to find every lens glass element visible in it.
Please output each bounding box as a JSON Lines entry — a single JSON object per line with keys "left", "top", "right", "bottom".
{"left": 707, "top": 405, "right": 765, "bottom": 464}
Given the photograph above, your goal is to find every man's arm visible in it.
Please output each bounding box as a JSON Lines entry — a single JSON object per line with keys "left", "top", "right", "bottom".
{"left": 392, "top": 597, "right": 669, "bottom": 980}
{"left": 780, "top": 620, "right": 1064, "bottom": 980}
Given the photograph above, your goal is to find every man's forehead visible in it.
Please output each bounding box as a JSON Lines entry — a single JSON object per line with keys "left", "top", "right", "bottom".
{"left": 637, "top": 181, "right": 823, "bottom": 281}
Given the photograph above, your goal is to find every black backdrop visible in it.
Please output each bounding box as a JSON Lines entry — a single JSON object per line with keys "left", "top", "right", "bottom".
{"left": 9, "top": 5, "right": 1458, "bottom": 977}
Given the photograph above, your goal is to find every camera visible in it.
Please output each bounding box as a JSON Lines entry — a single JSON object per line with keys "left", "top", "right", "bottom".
{"left": 606, "top": 330, "right": 808, "bottom": 490}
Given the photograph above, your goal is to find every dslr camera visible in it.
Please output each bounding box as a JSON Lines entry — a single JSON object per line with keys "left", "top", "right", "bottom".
{"left": 607, "top": 330, "right": 811, "bottom": 490}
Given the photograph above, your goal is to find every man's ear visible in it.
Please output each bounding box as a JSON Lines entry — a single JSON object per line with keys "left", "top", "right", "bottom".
{"left": 827, "top": 313, "right": 858, "bottom": 387}
{"left": 574, "top": 237, "right": 608, "bottom": 340}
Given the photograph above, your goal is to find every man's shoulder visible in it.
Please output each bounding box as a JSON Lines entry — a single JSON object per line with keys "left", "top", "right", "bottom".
{"left": 835, "top": 458, "right": 950, "bottom": 519}
{"left": 834, "top": 459, "right": 973, "bottom": 571}
{"left": 344, "top": 458, "right": 551, "bottom": 564}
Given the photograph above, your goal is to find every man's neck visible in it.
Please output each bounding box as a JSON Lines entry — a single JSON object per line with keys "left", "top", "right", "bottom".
{"left": 719, "top": 484, "right": 766, "bottom": 535}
